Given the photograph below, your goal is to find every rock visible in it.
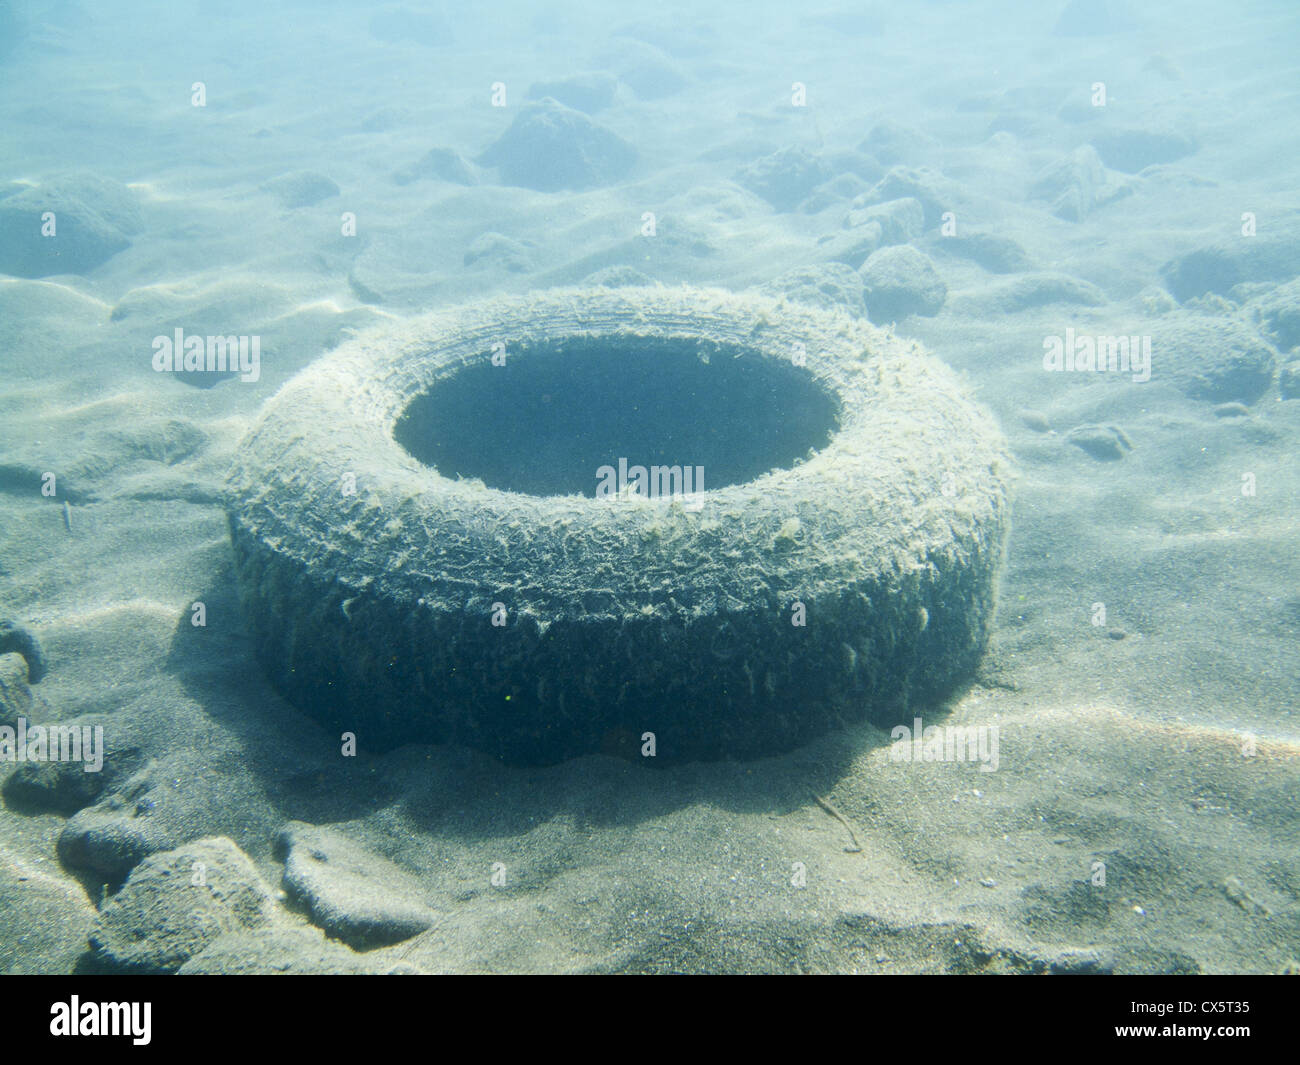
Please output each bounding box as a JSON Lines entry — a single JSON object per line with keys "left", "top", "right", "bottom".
{"left": 0, "top": 652, "right": 39, "bottom": 728}
{"left": 930, "top": 230, "right": 1032, "bottom": 273}
{"left": 91, "top": 837, "right": 276, "bottom": 973}
{"left": 1030, "top": 145, "right": 1130, "bottom": 221}
{"left": 1160, "top": 218, "right": 1300, "bottom": 301}
{"left": 109, "top": 417, "right": 207, "bottom": 466}
{"left": 1253, "top": 278, "right": 1300, "bottom": 351}
{"left": 859, "top": 245, "right": 947, "bottom": 320}
{"left": 1280, "top": 361, "right": 1300, "bottom": 399}
{"left": 2, "top": 740, "right": 111, "bottom": 815}
{"left": 815, "top": 226, "right": 883, "bottom": 270}
{"left": 844, "top": 196, "right": 925, "bottom": 245}
{"left": 392, "top": 147, "right": 477, "bottom": 186}
{"left": 0, "top": 172, "right": 142, "bottom": 278}
{"left": 863, "top": 166, "right": 954, "bottom": 227}
{"left": 1088, "top": 128, "right": 1198, "bottom": 173}
{"left": 824, "top": 149, "right": 886, "bottom": 186}
{"left": 1018, "top": 409, "right": 1052, "bottom": 433}
{"left": 799, "top": 172, "right": 870, "bottom": 214}
{"left": 736, "top": 147, "right": 833, "bottom": 213}
{"left": 527, "top": 72, "right": 618, "bottom": 114}
{"left": 602, "top": 41, "right": 686, "bottom": 99}
{"left": 368, "top": 6, "right": 452, "bottom": 46}
{"left": 0, "top": 621, "right": 46, "bottom": 683}
{"left": 1048, "top": 947, "right": 1115, "bottom": 974}
{"left": 359, "top": 107, "right": 408, "bottom": 133}
{"left": 477, "top": 98, "right": 637, "bottom": 192}
{"left": 0, "top": 847, "right": 96, "bottom": 974}
{"left": 57, "top": 768, "right": 183, "bottom": 880}
{"left": 463, "top": 232, "right": 535, "bottom": 273}
{"left": 275, "top": 822, "right": 436, "bottom": 949}
{"left": 859, "top": 120, "right": 940, "bottom": 166}
{"left": 584, "top": 265, "right": 654, "bottom": 287}
{"left": 178, "top": 926, "right": 371, "bottom": 975}
{"left": 1150, "top": 313, "right": 1277, "bottom": 403}
{"left": 1067, "top": 424, "right": 1133, "bottom": 461}
{"left": 758, "top": 262, "right": 866, "bottom": 317}
{"left": 950, "top": 272, "right": 1107, "bottom": 315}
{"left": 260, "top": 170, "right": 340, "bottom": 208}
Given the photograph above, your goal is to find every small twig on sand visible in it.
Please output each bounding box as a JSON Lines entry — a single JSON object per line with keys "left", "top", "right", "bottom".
{"left": 811, "top": 792, "right": 864, "bottom": 854}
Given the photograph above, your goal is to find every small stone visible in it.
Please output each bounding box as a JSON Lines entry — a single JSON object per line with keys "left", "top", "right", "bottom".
{"left": 1030, "top": 145, "right": 1130, "bottom": 221}
{"left": 858, "top": 121, "right": 940, "bottom": 166}
{"left": 736, "top": 147, "right": 833, "bottom": 213}
{"left": 91, "top": 837, "right": 277, "bottom": 973}
{"left": 0, "top": 621, "right": 47, "bottom": 683}
{"left": 1213, "top": 402, "right": 1250, "bottom": 418}
{"left": 843, "top": 196, "right": 925, "bottom": 245}
{"left": 758, "top": 262, "right": 866, "bottom": 317}
{"left": 56, "top": 768, "right": 180, "bottom": 880}
{"left": 260, "top": 170, "right": 340, "bottom": 209}
{"left": 0, "top": 847, "right": 97, "bottom": 974}
{"left": 526, "top": 72, "right": 618, "bottom": 114}
{"left": 956, "top": 272, "right": 1106, "bottom": 314}
{"left": 178, "top": 926, "right": 371, "bottom": 975}
{"left": 392, "top": 147, "right": 477, "bottom": 187}
{"left": 1067, "top": 424, "right": 1133, "bottom": 461}
{"left": 0, "top": 653, "right": 38, "bottom": 729}
{"left": 1150, "top": 313, "right": 1277, "bottom": 403}
{"left": 1107, "top": 628, "right": 1127, "bottom": 640}
{"left": 1048, "top": 947, "right": 1114, "bottom": 974}
{"left": 1160, "top": 219, "right": 1300, "bottom": 302}
{"left": 602, "top": 41, "right": 686, "bottom": 100}
{"left": 463, "top": 232, "right": 535, "bottom": 273}
{"left": 862, "top": 166, "right": 954, "bottom": 228}
{"left": 2, "top": 744, "right": 110, "bottom": 815}
{"left": 477, "top": 98, "right": 636, "bottom": 192}
{"left": 859, "top": 245, "right": 947, "bottom": 320}
{"left": 1253, "top": 277, "right": 1300, "bottom": 350}
{"left": 0, "top": 172, "right": 142, "bottom": 278}
{"left": 1280, "top": 361, "right": 1300, "bottom": 400}
{"left": 275, "top": 821, "right": 436, "bottom": 949}
{"left": 1017, "top": 409, "right": 1051, "bottom": 433}
{"left": 1088, "top": 128, "right": 1198, "bottom": 174}
{"left": 934, "top": 230, "right": 1033, "bottom": 274}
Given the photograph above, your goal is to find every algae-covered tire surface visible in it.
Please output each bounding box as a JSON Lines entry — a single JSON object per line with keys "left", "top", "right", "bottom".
{"left": 226, "top": 286, "right": 1012, "bottom": 763}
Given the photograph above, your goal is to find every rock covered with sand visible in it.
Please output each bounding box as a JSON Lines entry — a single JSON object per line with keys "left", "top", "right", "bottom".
{"left": 275, "top": 822, "right": 436, "bottom": 948}
{"left": 477, "top": 98, "right": 637, "bottom": 192}
{"left": 90, "top": 837, "right": 277, "bottom": 973}
{"left": 0, "top": 172, "right": 142, "bottom": 278}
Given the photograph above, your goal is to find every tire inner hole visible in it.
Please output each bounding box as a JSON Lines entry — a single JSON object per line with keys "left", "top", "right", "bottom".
{"left": 393, "top": 336, "right": 840, "bottom": 497}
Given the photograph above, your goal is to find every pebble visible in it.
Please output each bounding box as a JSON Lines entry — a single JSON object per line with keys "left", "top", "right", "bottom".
{"left": 91, "top": 837, "right": 277, "bottom": 973}
{"left": 1017, "top": 409, "right": 1051, "bottom": 433}
{"left": 477, "top": 98, "right": 637, "bottom": 192}
{"left": 1066, "top": 424, "right": 1133, "bottom": 461}
{"left": 859, "top": 244, "right": 947, "bottom": 320}
{"left": 275, "top": 821, "right": 437, "bottom": 949}
{"left": 0, "top": 621, "right": 48, "bottom": 684}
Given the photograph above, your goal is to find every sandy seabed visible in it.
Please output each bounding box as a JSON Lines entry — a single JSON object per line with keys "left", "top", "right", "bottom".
{"left": 0, "top": 0, "right": 1297, "bottom": 973}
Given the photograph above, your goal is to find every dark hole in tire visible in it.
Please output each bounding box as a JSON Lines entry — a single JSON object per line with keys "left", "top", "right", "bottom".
{"left": 394, "top": 337, "right": 840, "bottom": 496}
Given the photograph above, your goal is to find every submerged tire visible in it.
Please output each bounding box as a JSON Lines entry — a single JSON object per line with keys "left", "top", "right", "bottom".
{"left": 227, "top": 287, "right": 1011, "bottom": 763}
